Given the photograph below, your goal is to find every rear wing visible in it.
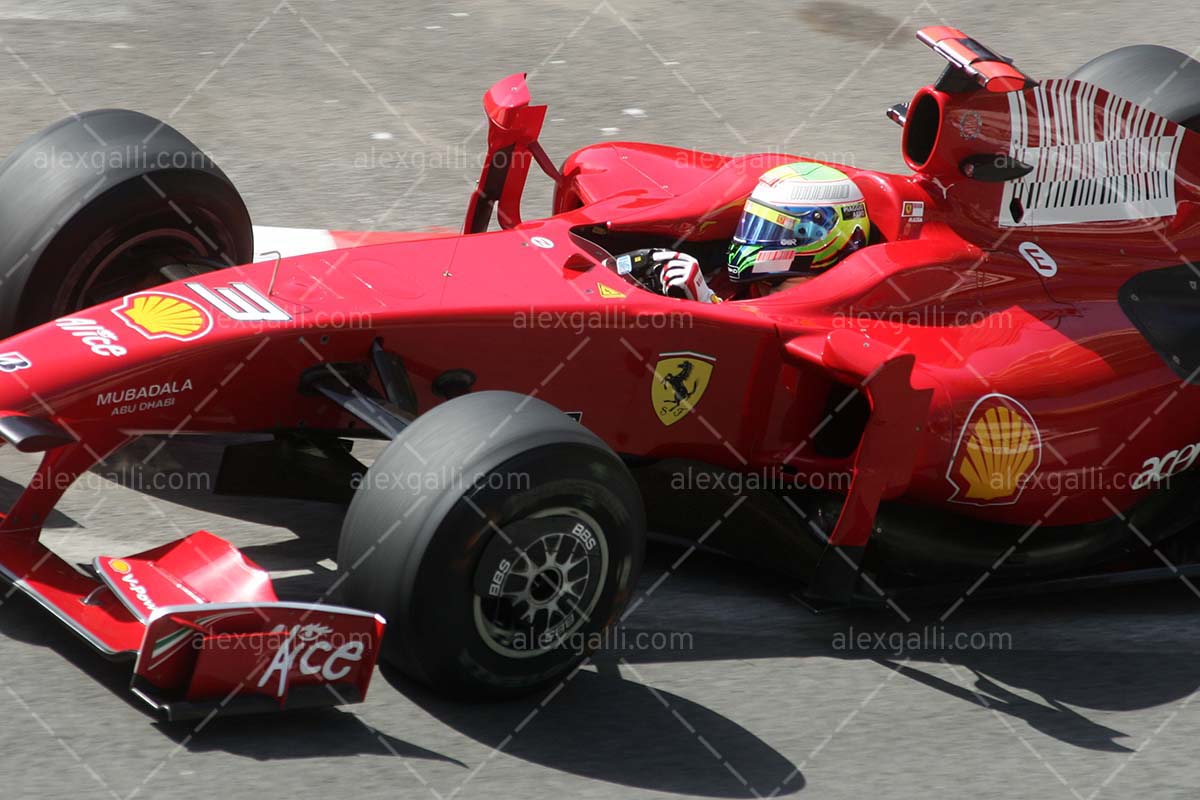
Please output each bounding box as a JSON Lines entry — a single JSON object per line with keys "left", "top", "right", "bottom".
{"left": 917, "top": 26, "right": 1036, "bottom": 94}
{"left": 888, "top": 26, "right": 1036, "bottom": 128}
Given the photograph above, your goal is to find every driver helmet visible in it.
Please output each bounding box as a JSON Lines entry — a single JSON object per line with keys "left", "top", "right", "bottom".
{"left": 727, "top": 162, "right": 870, "bottom": 283}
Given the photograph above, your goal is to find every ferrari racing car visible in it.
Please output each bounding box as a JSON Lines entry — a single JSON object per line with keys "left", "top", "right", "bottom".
{"left": 0, "top": 27, "right": 1198, "bottom": 717}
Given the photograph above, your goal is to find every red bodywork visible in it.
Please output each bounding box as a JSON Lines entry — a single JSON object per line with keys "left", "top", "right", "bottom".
{"left": 0, "top": 27, "right": 1198, "bottom": 712}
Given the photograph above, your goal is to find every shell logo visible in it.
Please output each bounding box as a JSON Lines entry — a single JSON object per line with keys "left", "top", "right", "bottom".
{"left": 109, "top": 558, "right": 131, "bottom": 574}
{"left": 946, "top": 394, "right": 1042, "bottom": 506}
{"left": 111, "top": 292, "right": 213, "bottom": 342}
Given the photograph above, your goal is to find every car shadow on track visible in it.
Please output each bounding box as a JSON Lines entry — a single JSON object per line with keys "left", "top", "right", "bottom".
{"left": 358, "top": 546, "right": 815, "bottom": 797}
{"left": 382, "top": 663, "right": 805, "bottom": 798}
{"left": 827, "top": 582, "right": 1200, "bottom": 754}
{"left": 152, "top": 711, "right": 466, "bottom": 765}
{"left": 570, "top": 546, "right": 1200, "bottom": 758}
{"left": 874, "top": 656, "right": 1136, "bottom": 752}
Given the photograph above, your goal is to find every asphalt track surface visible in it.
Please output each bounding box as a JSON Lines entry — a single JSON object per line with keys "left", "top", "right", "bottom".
{"left": 0, "top": 1, "right": 1199, "bottom": 798}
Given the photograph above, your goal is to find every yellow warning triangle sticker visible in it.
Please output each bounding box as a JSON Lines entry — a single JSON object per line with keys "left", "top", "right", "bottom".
{"left": 597, "top": 283, "right": 626, "bottom": 299}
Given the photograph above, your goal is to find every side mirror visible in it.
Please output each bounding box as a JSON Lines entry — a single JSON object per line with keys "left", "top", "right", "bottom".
{"left": 959, "top": 153, "right": 1034, "bottom": 182}
{"left": 482, "top": 73, "right": 535, "bottom": 130}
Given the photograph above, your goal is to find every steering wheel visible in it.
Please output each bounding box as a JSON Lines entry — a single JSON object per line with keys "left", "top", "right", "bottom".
{"left": 600, "top": 248, "right": 668, "bottom": 295}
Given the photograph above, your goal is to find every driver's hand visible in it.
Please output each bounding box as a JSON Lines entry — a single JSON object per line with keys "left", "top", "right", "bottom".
{"left": 653, "top": 250, "right": 719, "bottom": 303}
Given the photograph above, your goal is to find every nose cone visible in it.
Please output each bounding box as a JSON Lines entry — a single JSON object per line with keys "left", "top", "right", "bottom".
{"left": 0, "top": 301, "right": 218, "bottom": 424}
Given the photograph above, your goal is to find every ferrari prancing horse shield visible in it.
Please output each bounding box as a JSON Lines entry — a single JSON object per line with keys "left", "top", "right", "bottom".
{"left": 651, "top": 352, "right": 716, "bottom": 426}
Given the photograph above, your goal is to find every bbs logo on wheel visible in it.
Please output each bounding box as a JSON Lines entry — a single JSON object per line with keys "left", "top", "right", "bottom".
{"left": 474, "top": 514, "right": 608, "bottom": 659}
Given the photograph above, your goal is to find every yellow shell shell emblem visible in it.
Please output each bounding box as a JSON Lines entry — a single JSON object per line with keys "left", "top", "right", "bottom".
{"left": 651, "top": 352, "right": 715, "bottom": 426}
{"left": 947, "top": 394, "right": 1041, "bottom": 505}
{"left": 112, "top": 292, "right": 213, "bottom": 342}
{"left": 109, "top": 558, "right": 131, "bottom": 574}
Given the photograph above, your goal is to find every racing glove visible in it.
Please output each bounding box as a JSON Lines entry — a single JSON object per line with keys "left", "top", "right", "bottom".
{"left": 652, "top": 249, "right": 719, "bottom": 303}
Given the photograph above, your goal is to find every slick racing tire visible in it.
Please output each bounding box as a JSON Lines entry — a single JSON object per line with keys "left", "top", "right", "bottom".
{"left": 338, "top": 391, "right": 645, "bottom": 699}
{"left": 0, "top": 108, "right": 252, "bottom": 336}
{"left": 1068, "top": 45, "right": 1200, "bottom": 132}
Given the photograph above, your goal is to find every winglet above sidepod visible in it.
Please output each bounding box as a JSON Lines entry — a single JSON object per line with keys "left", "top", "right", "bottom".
{"left": 465, "top": 73, "right": 565, "bottom": 233}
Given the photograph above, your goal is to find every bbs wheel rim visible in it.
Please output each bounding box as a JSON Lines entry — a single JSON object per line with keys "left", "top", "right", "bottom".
{"left": 473, "top": 507, "right": 609, "bottom": 660}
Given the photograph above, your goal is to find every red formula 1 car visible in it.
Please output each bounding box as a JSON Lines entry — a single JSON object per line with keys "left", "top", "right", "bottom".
{"left": 0, "top": 27, "right": 1198, "bottom": 717}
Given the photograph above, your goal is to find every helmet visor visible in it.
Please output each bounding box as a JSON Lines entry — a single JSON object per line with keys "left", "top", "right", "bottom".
{"left": 732, "top": 201, "right": 838, "bottom": 248}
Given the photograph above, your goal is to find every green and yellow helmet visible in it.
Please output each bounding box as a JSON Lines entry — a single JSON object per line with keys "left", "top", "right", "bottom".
{"left": 727, "top": 162, "right": 870, "bottom": 283}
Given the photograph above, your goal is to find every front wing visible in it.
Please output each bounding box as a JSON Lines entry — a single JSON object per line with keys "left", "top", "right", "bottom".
{"left": 0, "top": 523, "right": 385, "bottom": 720}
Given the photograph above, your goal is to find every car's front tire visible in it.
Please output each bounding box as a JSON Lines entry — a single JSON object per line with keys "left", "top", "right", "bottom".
{"left": 0, "top": 108, "right": 252, "bottom": 335}
{"left": 337, "top": 391, "right": 645, "bottom": 698}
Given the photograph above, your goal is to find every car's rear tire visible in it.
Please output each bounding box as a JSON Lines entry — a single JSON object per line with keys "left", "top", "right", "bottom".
{"left": 0, "top": 108, "right": 252, "bottom": 336}
{"left": 1068, "top": 45, "right": 1200, "bottom": 132}
{"left": 337, "top": 391, "right": 645, "bottom": 699}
